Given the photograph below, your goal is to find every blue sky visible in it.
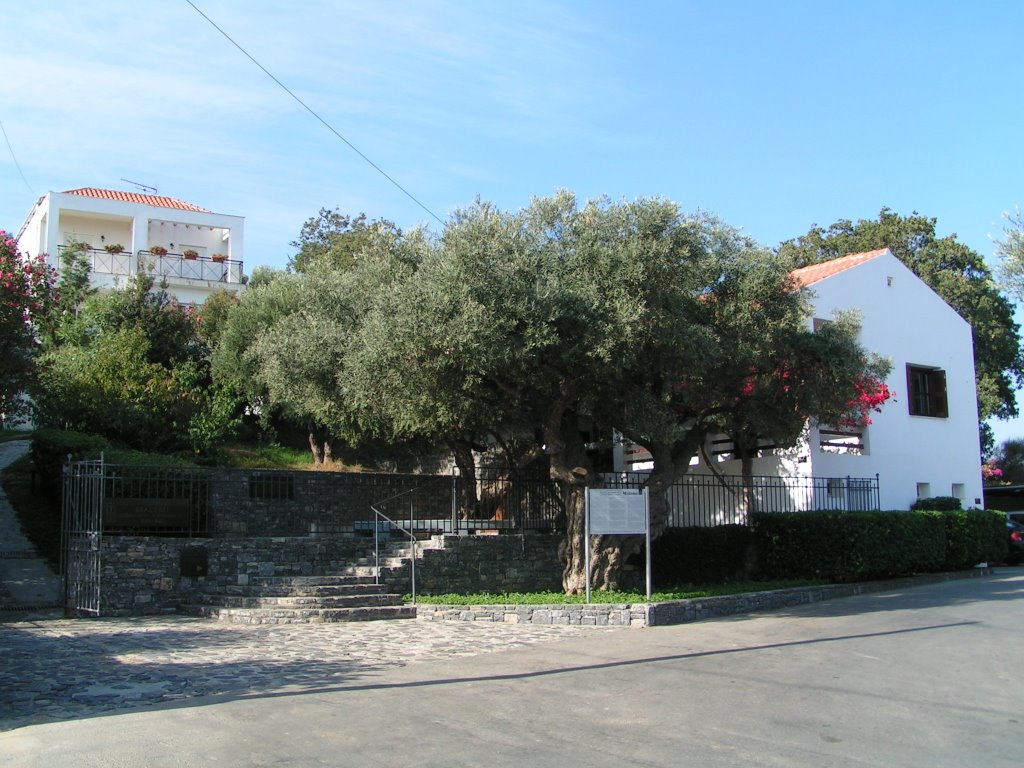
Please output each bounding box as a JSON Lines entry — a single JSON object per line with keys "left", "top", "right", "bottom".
{"left": 2, "top": 1, "right": 1023, "bottom": 439}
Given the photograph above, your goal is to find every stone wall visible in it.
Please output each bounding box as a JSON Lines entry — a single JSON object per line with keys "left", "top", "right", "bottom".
{"left": 417, "top": 603, "right": 647, "bottom": 627}
{"left": 95, "top": 533, "right": 564, "bottom": 616}
{"left": 412, "top": 535, "right": 562, "bottom": 595}
{"left": 97, "top": 536, "right": 382, "bottom": 616}
{"left": 207, "top": 469, "right": 452, "bottom": 536}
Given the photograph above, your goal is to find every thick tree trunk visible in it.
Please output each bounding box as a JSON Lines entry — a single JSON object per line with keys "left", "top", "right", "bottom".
{"left": 450, "top": 440, "right": 479, "bottom": 518}
{"left": 308, "top": 431, "right": 323, "bottom": 465}
{"left": 740, "top": 452, "right": 757, "bottom": 516}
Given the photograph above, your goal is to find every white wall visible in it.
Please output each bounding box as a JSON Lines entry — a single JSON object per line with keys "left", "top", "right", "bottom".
{"left": 16, "top": 191, "right": 245, "bottom": 304}
{"left": 806, "top": 252, "right": 982, "bottom": 509}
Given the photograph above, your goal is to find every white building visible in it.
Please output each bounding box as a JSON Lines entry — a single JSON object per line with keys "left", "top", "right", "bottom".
{"left": 616, "top": 248, "right": 983, "bottom": 514}
{"left": 16, "top": 187, "right": 245, "bottom": 304}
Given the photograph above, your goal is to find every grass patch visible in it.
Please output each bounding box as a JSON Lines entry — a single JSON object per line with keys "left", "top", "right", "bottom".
{"left": 411, "top": 579, "right": 828, "bottom": 604}
{"left": 218, "top": 443, "right": 369, "bottom": 471}
{"left": 1, "top": 453, "right": 61, "bottom": 567}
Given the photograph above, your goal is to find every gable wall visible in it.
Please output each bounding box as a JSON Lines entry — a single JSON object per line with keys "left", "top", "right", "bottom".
{"left": 806, "top": 252, "right": 982, "bottom": 509}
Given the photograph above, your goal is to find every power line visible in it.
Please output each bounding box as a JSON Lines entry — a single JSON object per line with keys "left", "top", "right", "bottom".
{"left": 184, "top": 0, "right": 444, "bottom": 226}
{"left": 0, "top": 118, "right": 35, "bottom": 196}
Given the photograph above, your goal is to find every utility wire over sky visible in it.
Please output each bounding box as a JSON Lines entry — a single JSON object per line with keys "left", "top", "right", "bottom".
{"left": 184, "top": 0, "right": 445, "bottom": 226}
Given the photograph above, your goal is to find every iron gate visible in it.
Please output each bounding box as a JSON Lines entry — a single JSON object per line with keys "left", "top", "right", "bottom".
{"left": 61, "top": 458, "right": 105, "bottom": 615}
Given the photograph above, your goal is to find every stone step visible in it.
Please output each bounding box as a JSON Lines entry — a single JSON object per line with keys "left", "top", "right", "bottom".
{"left": 179, "top": 603, "right": 417, "bottom": 625}
{"left": 190, "top": 593, "right": 406, "bottom": 609}
{"left": 215, "top": 582, "right": 390, "bottom": 598}
{"left": 250, "top": 574, "right": 378, "bottom": 587}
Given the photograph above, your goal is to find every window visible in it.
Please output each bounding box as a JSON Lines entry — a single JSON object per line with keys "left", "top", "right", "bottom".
{"left": 906, "top": 365, "right": 948, "bottom": 418}
{"left": 916, "top": 482, "right": 931, "bottom": 499}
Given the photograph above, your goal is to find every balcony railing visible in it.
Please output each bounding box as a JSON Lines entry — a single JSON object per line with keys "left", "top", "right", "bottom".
{"left": 57, "top": 246, "right": 244, "bottom": 285}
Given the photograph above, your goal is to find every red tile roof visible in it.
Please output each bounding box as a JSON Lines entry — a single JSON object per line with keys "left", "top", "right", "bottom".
{"left": 789, "top": 248, "right": 889, "bottom": 288}
{"left": 63, "top": 187, "right": 211, "bottom": 213}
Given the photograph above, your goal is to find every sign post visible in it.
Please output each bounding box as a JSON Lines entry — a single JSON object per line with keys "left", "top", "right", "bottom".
{"left": 584, "top": 487, "right": 651, "bottom": 603}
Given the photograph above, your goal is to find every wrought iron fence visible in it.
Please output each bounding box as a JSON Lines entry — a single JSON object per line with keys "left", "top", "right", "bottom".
{"left": 61, "top": 462, "right": 879, "bottom": 540}
{"left": 605, "top": 471, "right": 881, "bottom": 527}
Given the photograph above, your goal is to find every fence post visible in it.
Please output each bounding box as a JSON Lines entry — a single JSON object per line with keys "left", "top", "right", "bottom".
{"left": 451, "top": 467, "right": 458, "bottom": 535}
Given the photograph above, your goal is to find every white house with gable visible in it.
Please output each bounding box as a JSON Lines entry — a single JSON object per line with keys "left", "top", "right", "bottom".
{"left": 616, "top": 248, "right": 983, "bottom": 514}
{"left": 16, "top": 187, "right": 245, "bottom": 305}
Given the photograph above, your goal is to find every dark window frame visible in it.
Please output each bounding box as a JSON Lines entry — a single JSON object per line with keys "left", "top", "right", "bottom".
{"left": 906, "top": 364, "right": 948, "bottom": 418}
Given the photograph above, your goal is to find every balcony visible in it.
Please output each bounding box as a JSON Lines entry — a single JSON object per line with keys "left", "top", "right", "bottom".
{"left": 57, "top": 246, "right": 244, "bottom": 286}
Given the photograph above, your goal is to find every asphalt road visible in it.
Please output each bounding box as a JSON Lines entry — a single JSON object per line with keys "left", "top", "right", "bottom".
{"left": 2, "top": 570, "right": 1022, "bottom": 767}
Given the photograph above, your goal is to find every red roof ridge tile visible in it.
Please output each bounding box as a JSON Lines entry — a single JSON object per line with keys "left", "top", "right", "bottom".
{"left": 789, "top": 248, "right": 890, "bottom": 288}
{"left": 63, "top": 187, "right": 211, "bottom": 213}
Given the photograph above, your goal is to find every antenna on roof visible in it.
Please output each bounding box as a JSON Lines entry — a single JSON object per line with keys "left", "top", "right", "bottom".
{"left": 120, "top": 178, "right": 158, "bottom": 194}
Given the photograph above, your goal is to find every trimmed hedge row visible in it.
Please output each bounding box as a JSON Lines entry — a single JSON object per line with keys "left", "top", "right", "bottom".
{"left": 652, "top": 509, "right": 1007, "bottom": 587}
{"left": 651, "top": 525, "right": 752, "bottom": 587}
{"left": 751, "top": 509, "right": 1007, "bottom": 583}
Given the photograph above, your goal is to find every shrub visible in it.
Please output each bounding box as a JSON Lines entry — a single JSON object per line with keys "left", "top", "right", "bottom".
{"left": 752, "top": 510, "right": 946, "bottom": 582}
{"left": 31, "top": 427, "right": 109, "bottom": 493}
{"left": 910, "top": 496, "right": 962, "bottom": 512}
{"left": 941, "top": 509, "right": 1007, "bottom": 568}
{"left": 650, "top": 525, "right": 752, "bottom": 587}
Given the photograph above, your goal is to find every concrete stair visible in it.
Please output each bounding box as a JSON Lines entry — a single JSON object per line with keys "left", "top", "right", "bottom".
{"left": 180, "top": 574, "right": 415, "bottom": 625}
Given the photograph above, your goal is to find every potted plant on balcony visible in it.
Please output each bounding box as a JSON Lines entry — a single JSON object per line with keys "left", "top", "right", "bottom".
{"left": 104, "top": 243, "right": 124, "bottom": 254}
{"left": 211, "top": 252, "right": 227, "bottom": 263}
{"left": 150, "top": 245, "right": 168, "bottom": 256}
{"left": 182, "top": 249, "right": 199, "bottom": 260}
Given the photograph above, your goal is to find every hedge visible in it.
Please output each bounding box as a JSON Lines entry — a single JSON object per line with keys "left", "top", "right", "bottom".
{"left": 751, "top": 509, "right": 1006, "bottom": 582}
{"left": 650, "top": 525, "right": 752, "bottom": 587}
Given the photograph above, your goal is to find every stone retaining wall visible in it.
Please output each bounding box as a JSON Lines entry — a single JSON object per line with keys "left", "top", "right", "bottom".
{"left": 413, "top": 535, "right": 562, "bottom": 595}
{"left": 95, "top": 533, "right": 563, "bottom": 616}
{"left": 417, "top": 568, "right": 995, "bottom": 628}
{"left": 98, "top": 536, "right": 382, "bottom": 615}
{"left": 417, "top": 603, "right": 647, "bottom": 626}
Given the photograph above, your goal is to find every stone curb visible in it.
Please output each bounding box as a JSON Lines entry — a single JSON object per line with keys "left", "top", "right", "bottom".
{"left": 416, "top": 567, "right": 996, "bottom": 628}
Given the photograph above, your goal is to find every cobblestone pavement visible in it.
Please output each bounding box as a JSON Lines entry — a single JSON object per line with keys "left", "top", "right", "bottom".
{"left": 0, "top": 613, "right": 618, "bottom": 731}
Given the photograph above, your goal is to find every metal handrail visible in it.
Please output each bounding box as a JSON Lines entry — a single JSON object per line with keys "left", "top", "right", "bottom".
{"left": 369, "top": 501, "right": 418, "bottom": 605}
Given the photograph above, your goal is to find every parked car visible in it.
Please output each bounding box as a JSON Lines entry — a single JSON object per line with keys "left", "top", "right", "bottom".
{"left": 1007, "top": 519, "right": 1024, "bottom": 565}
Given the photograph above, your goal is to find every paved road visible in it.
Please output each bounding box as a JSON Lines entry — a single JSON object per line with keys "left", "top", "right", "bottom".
{"left": 2, "top": 570, "right": 1021, "bottom": 767}
{"left": 0, "top": 440, "right": 61, "bottom": 611}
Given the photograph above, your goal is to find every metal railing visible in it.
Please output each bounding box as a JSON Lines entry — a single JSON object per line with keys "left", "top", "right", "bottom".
{"left": 605, "top": 472, "right": 881, "bottom": 526}
{"left": 370, "top": 489, "right": 421, "bottom": 604}
{"left": 55, "top": 245, "right": 245, "bottom": 284}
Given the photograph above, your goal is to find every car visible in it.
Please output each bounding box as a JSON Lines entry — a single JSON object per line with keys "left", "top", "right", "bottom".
{"left": 1007, "top": 519, "right": 1024, "bottom": 565}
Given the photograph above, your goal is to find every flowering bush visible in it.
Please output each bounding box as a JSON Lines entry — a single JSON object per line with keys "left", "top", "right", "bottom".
{"left": 1, "top": 230, "right": 57, "bottom": 421}
{"left": 982, "top": 460, "right": 1004, "bottom": 483}
{"left": 840, "top": 375, "right": 893, "bottom": 428}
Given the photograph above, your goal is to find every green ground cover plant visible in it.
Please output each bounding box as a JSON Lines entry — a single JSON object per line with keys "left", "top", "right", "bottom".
{"left": 411, "top": 579, "right": 827, "bottom": 604}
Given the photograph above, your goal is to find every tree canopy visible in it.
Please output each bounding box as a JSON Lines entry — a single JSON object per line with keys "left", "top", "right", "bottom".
{"left": 996, "top": 208, "right": 1024, "bottom": 303}
{"left": 778, "top": 208, "right": 1024, "bottom": 451}
{"left": 288, "top": 208, "right": 401, "bottom": 273}
{"left": 222, "top": 194, "right": 886, "bottom": 591}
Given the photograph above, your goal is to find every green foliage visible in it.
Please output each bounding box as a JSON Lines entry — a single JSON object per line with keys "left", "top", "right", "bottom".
{"left": 778, "top": 208, "right": 1024, "bottom": 452}
{"left": 412, "top": 580, "right": 826, "bottom": 604}
{"left": 909, "top": 496, "right": 962, "bottom": 512}
{"left": 989, "top": 438, "right": 1024, "bottom": 484}
{"left": 649, "top": 525, "right": 753, "bottom": 587}
{"left": 30, "top": 427, "right": 109, "bottom": 492}
{"left": 995, "top": 207, "right": 1024, "bottom": 302}
{"left": 939, "top": 509, "right": 1007, "bottom": 569}
{"left": 289, "top": 208, "right": 401, "bottom": 273}
{"left": 752, "top": 511, "right": 947, "bottom": 582}
{"left": 32, "top": 271, "right": 233, "bottom": 454}
{"left": 753, "top": 509, "right": 1005, "bottom": 581}
{"left": 1, "top": 230, "right": 57, "bottom": 423}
